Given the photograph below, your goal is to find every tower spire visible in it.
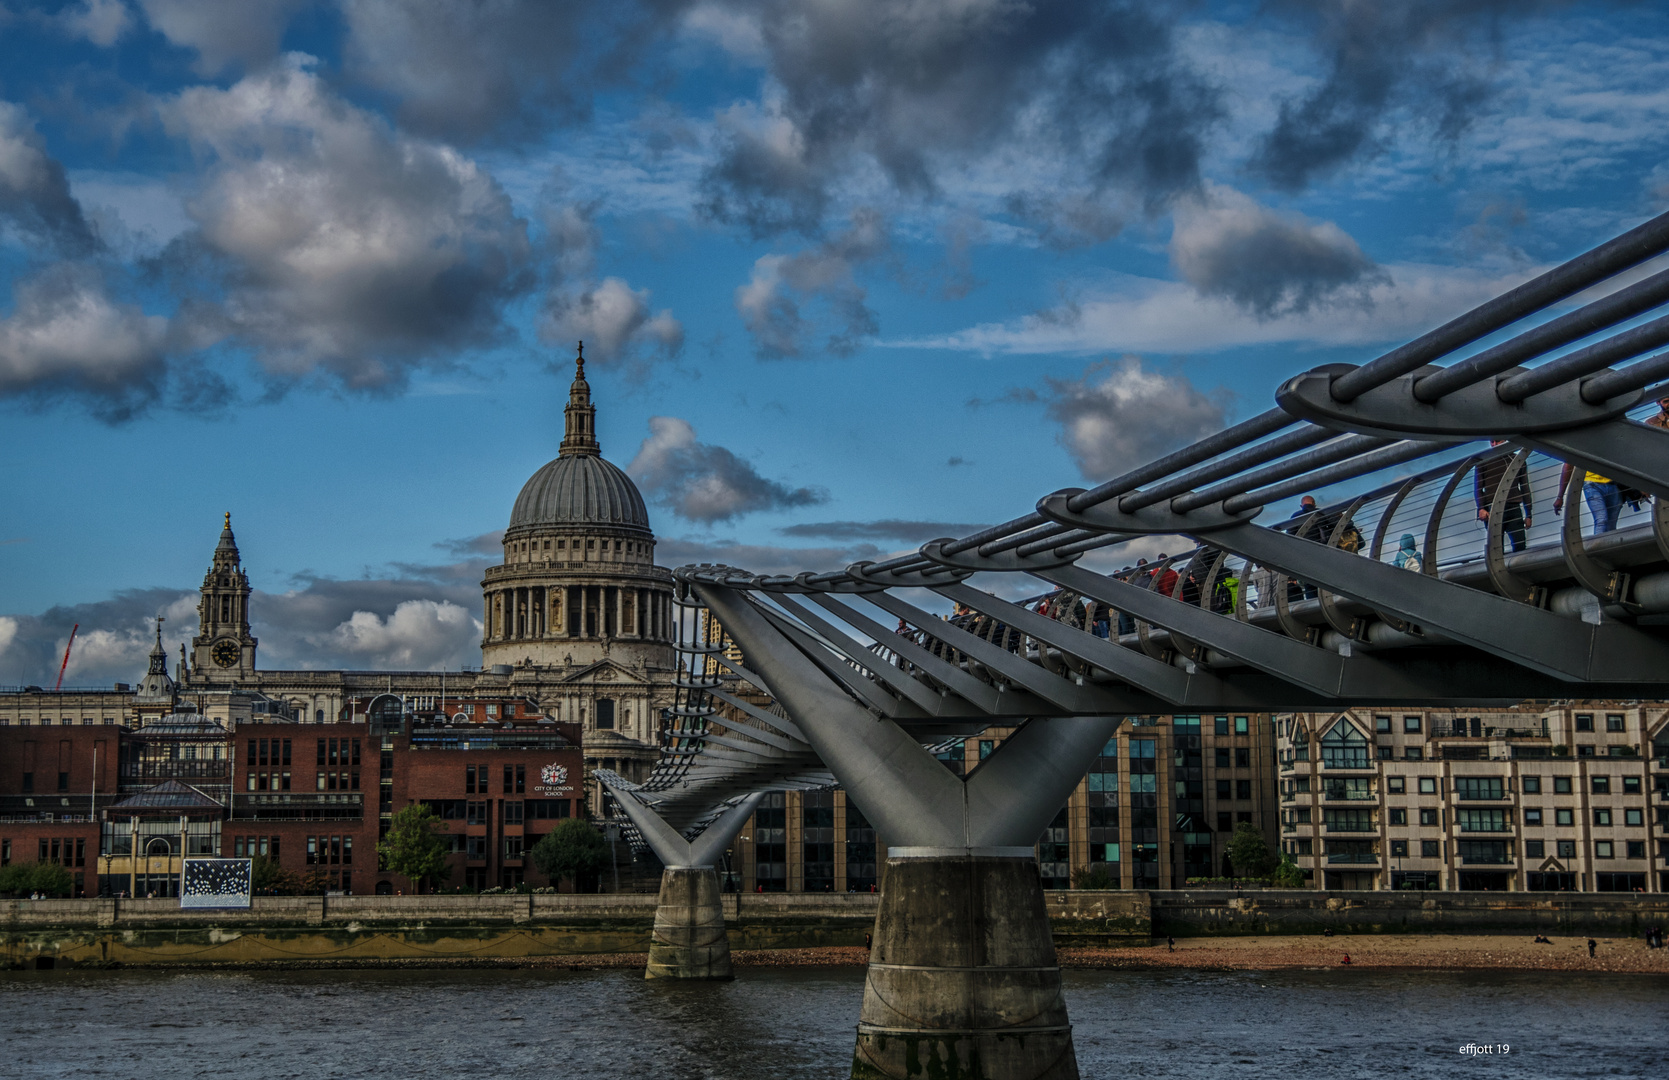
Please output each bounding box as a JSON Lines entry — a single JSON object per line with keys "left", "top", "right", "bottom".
{"left": 559, "top": 341, "right": 600, "bottom": 458}
{"left": 147, "top": 616, "right": 168, "bottom": 676}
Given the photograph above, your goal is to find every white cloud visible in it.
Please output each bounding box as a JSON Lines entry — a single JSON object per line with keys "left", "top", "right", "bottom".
{"left": 161, "top": 57, "right": 532, "bottom": 390}
{"left": 542, "top": 276, "right": 683, "bottom": 366}
{"left": 0, "top": 616, "right": 17, "bottom": 658}
{"left": 323, "top": 600, "right": 480, "bottom": 670}
{"left": 900, "top": 261, "right": 1541, "bottom": 356}
{"left": 1014, "top": 357, "right": 1229, "bottom": 480}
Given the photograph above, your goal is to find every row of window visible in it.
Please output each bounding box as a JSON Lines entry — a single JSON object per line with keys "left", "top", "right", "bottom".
{"left": 230, "top": 835, "right": 280, "bottom": 859}
{"left": 305, "top": 835, "right": 354, "bottom": 865}
{"left": 1290, "top": 806, "right": 1651, "bottom": 828}
{"left": 464, "top": 764, "right": 527, "bottom": 794}
{"left": 0, "top": 718, "right": 118, "bottom": 725}
{"left": 421, "top": 799, "right": 572, "bottom": 824}
{"left": 1287, "top": 774, "right": 1645, "bottom": 796}
{"left": 509, "top": 537, "right": 649, "bottom": 556}
{"left": 1294, "top": 838, "right": 1655, "bottom": 860}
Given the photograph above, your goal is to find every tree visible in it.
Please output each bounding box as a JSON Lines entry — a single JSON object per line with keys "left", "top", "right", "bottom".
{"left": 250, "top": 855, "right": 301, "bottom": 895}
{"left": 530, "top": 819, "right": 609, "bottom": 891}
{"left": 378, "top": 804, "right": 452, "bottom": 893}
{"left": 1226, "top": 822, "right": 1276, "bottom": 880}
{"left": 1271, "top": 851, "right": 1305, "bottom": 889}
{"left": 1071, "top": 864, "right": 1117, "bottom": 890}
{"left": 0, "top": 861, "right": 75, "bottom": 897}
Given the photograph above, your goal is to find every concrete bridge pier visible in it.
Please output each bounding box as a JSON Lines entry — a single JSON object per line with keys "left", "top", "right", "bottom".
{"left": 854, "top": 852, "right": 1076, "bottom": 1080}
{"left": 604, "top": 783, "right": 763, "bottom": 980}
{"left": 696, "top": 582, "right": 1120, "bottom": 1080}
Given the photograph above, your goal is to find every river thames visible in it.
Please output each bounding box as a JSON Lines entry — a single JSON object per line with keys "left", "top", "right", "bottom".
{"left": 2, "top": 966, "right": 1663, "bottom": 1078}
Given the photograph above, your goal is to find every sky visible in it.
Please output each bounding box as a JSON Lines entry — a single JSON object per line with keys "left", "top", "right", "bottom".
{"left": 4, "top": 0, "right": 1669, "bottom": 686}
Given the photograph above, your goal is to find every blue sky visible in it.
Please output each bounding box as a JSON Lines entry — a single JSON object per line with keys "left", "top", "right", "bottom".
{"left": 4, "top": 0, "right": 1669, "bottom": 684}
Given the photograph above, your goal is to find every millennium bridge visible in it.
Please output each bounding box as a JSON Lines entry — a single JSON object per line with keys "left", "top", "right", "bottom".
{"left": 602, "top": 208, "right": 1669, "bottom": 1080}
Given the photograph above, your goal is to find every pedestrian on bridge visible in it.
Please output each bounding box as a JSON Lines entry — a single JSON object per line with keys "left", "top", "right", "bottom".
{"left": 1554, "top": 465, "right": 1622, "bottom": 534}
{"left": 1646, "top": 396, "right": 1669, "bottom": 430}
{"left": 1394, "top": 534, "right": 1423, "bottom": 572}
{"left": 1476, "top": 441, "right": 1533, "bottom": 552}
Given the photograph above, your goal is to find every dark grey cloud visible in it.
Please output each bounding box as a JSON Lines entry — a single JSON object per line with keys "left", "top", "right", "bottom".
{"left": 1251, "top": 1, "right": 1569, "bottom": 192}
{"left": 627, "top": 415, "right": 826, "bottom": 523}
{"left": 654, "top": 537, "right": 882, "bottom": 578}
{"left": 1169, "top": 185, "right": 1387, "bottom": 318}
{"left": 158, "top": 60, "right": 534, "bottom": 393}
{"left": 735, "top": 208, "right": 888, "bottom": 358}
{"left": 137, "top": 0, "right": 313, "bottom": 75}
{"left": 1007, "top": 356, "right": 1229, "bottom": 480}
{"left": 0, "top": 102, "right": 101, "bottom": 257}
{"left": 0, "top": 264, "right": 170, "bottom": 422}
{"left": 697, "top": 1, "right": 1221, "bottom": 237}
{"left": 340, "top": 0, "right": 689, "bottom": 147}
{"left": 778, "top": 520, "right": 988, "bottom": 544}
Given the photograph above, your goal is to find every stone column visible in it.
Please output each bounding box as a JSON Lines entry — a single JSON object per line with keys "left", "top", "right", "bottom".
{"left": 604, "top": 784, "right": 764, "bottom": 981}
{"left": 854, "top": 854, "right": 1074, "bottom": 1080}
{"left": 646, "top": 866, "right": 732, "bottom": 979}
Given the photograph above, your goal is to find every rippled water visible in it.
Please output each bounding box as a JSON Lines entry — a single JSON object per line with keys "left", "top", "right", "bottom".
{"left": 2, "top": 965, "right": 1663, "bottom": 1079}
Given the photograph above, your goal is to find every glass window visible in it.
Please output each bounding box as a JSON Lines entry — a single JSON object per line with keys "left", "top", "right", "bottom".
{"left": 1557, "top": 840, "right": 1576, "bottom": 858}
{"left": 1604, "top": 714, "right": 1623, "bottom": 732}
{"left": 1624, "top": 808, "right": 1643, "bottom": 827}
{"left": 1387, "top": 776, "right": 1405, "bottom": 794}
{"left": 1591, "top": 776, "right": 1610, "bottom": 794}
{"left": 1553, "top": 777, "right": 1572, "bottom": 794}
{"left": 1420, "top": 840, "right": 1440, "bottom": 858}
{"left": 1525, "top": 840, "right": 1545, "bottom": 858}
{"left": 1375, "top": 715, "right": 1392, "bottom": 733}
{"left": 1389, "top": 808, "right": 1407, "bottom": 825}
{"left": 1522, "top": 776, "right": 1541, "bottom": 794}
{"left": 1215, "top": 749, "right": 1231, "bottom": 768}
{"left": 1419, "top": 809, "right": 1439, "bottom": 827}
{"left": 1555, "top": 809, "right": 1574, "bottom": 826}
{"left": 1524, "top": 809, "right": 1542, "bottom": 826}
{"left": 1574, "top": 714, "right": 1594, "bottom": 732}
{"left": 1215, "top": 779, "right": 1231, "bottom": 798}
{"left": 1622, "top": 776, "right": 1641, "bottom": 794}
{"left": 1418, "top": 777, "right": 1437, "bottom": 794}
{"left": 1236, "top": 779, "right": 1252, "bottom": 800}
{"left": 1235, "top": 748, "right": 1249, "bottom": 768}
{"left": 1595, "top": 840, "right": 1613, "bottom": 858}
{"left": 1403, "top": 715, "right": 1422, "bottom": 734}
{"left": 1594, "top": 809, "right": 1612, "bottom": 826}
{"left": 1626, "top": 840, "right": 1646, "bottom": 859}
{"left": 1454, "top": 777, "right": 1505, "bottom": 800}
{"left": 1214, "top": 717, "right": 1229, "bottom": 735}
{"left": 1320, "top": 721, "right": 1369, "bottom": 769}
{"left": 1405, "top": 747, "right": 1423, "bottom": 760}
{"left": 1234, "top": 716, "right": 1249, "bottom": 735}
{"left": 1390, "top": 840, "right": 1408, "bottom": 857}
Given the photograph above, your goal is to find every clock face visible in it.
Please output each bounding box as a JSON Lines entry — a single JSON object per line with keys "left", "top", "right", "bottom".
{"left": 212, "top": 639, "right": 241, "bottom": 668}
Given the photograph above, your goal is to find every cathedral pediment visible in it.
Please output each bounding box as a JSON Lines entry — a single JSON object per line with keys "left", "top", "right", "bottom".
{"left": 561, "top": 659, "right": 643, "bottom": 685}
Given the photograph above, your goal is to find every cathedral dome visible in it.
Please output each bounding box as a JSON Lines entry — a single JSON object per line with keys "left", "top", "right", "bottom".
{"left": 509, "top": 454, "right": 650, "bottom": 532}
{"left": 506, "top": 344, "right": 652, "bottom": 535}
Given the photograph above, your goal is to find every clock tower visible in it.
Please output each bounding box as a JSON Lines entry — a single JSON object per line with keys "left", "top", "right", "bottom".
{"left": 192, "top": 512, "right": 258, "bottom": 680}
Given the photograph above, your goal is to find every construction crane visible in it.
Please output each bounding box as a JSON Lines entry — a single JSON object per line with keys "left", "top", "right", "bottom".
{"left": 53, "top": 623, "right": 78, "bottom": 691}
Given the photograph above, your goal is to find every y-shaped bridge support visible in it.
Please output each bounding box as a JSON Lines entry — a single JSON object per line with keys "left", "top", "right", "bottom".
{"left": 604, "top": 783, "right": 765, "bottom": 980}
{"left": 698, "top": 583, "right": 1120, "bottom": 1080}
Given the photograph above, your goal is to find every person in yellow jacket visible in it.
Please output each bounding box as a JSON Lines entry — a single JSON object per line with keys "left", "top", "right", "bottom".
{"left": 1553, "top": 463, "right": 1622, "bottom": 534}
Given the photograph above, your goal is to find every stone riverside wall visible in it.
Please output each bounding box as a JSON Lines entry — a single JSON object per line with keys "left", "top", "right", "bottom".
{"left": 5, "top": 889, "right": 1664, "bottom": 967}
{"left": 1149, "top": 890, "right": 1669, "bottom": 938}
{"left": 0, "top": 893, "right": 880, "bottom": 968}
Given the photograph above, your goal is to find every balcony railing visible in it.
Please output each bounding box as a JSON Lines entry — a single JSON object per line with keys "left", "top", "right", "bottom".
{"left": 1322, "top": 790, "right": 1375, "bottom": 801}
{"left": 1460, "top": 854, "right": 1514, "bottom": 865}
{"left": 1324, "top": 824, "right": 1377, "bottom": 833}
{"left": 1327, "top": 853, "right": 1380, "bottom": 864}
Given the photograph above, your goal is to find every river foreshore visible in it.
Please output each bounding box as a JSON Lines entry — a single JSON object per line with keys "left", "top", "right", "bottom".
{"left": 555, "top": 934, "right": 1669, "bottom": 975}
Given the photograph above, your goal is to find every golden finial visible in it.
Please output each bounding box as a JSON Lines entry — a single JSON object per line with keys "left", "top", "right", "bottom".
{"left": 576, "top": 340, "right": 585, "bottom": 378}
{"left": 224, "top": 511, "right": 231, "bottom": 529}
